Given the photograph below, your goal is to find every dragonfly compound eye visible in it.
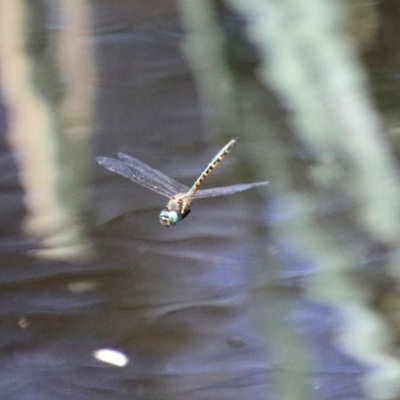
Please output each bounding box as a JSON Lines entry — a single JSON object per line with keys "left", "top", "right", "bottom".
{"left": 159, "top": 210, "right": 179, "bottom": 227}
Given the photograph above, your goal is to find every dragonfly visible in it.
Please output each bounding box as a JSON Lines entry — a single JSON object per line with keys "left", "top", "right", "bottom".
{"left": 97, "top": 138, "right": 268, "bottom": 227}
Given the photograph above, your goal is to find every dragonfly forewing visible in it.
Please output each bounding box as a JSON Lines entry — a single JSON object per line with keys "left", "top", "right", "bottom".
{"left": 117, "top": 152, "right": 189, "bottom": 194}
{"left": 96, "top": 156, "right": 187, "bottom": 198}
{"left": 192, "top": 181, "right": 268, "bottom": 199}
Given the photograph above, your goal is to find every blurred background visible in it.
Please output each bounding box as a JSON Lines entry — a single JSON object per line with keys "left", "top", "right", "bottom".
{"left": 0, "top": 0, "right": 399, "bottom": 399}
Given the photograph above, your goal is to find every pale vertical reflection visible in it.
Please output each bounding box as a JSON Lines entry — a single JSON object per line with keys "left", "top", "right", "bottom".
{"left": 228, "top": 0, "right": 400, "bottom": 245}
{"left": 0, "top": 0, "right": 95, "bottom": 260}
{"left": 226, "top": 0, "right": 400, "bottom": 398}
{"left": 49, "top": 0, "right": 96, "bottom": 260}
{"left": 0, "top": 0, "right": 64, "bottom": 240}
{"left": 177, "top": 0, "right": 238, "bottom": 138}
{"left": 58, "top": 0, "right": 96, "bottom": 141}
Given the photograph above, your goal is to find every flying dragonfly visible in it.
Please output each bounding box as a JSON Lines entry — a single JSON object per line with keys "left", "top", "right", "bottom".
{"left": 96, "top": 138, "right": 268, "bottom": 227}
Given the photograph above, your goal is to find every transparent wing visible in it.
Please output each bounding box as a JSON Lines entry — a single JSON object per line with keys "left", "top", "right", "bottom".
{"left": 117, "top": 153, "right": 189, "bottom": 194}
{"left": 97, "top": 154, "right": 189, "bottom": 198}
{"left": 192, "top": 181, "right": 268, "bottom": 199}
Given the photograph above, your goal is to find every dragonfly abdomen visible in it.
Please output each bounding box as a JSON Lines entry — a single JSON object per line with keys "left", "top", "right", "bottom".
{"left": 188, "top": 137, "right": 238, "bottom": 194}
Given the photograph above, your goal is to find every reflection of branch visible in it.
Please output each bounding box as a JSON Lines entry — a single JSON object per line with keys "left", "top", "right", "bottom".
{"left": 228, "top": 0, "right": 400, "bottom": 245}
{"left": 225, "top": 0, "right": 400, "bottom": 397}
{"left": 0, "top": 0, "right": 94, "bottom": 260}
{"left": 177, "top": 0, "right": 238, "bottom": 138}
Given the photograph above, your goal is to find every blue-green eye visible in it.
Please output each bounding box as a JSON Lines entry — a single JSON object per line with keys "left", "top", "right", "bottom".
{"left": 159, "top": 210, "right": 179, "bottom": 227}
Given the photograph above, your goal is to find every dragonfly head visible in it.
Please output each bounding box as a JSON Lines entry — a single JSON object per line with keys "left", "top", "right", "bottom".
{"left": 159, "top": 209, "right": 179, "bottom": 227}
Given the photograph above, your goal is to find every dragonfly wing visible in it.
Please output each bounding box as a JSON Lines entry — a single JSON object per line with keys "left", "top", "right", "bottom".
{"left": 192, "top": 181, "right": 268, "bottom": 199}
{"left": 97, "top": 156, "right": 185, "bottom": 198}
{"left": 117, "top": 152, "right": 190, "bottom": 194}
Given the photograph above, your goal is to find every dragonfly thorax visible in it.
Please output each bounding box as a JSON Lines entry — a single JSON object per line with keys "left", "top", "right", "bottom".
{"left": 159, "top": 195, "right": 192, "bottom": 227}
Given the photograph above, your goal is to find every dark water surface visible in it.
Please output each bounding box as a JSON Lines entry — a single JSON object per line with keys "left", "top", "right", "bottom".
{"left": 1, "top": 1, "right": 394, "bottom": 399}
